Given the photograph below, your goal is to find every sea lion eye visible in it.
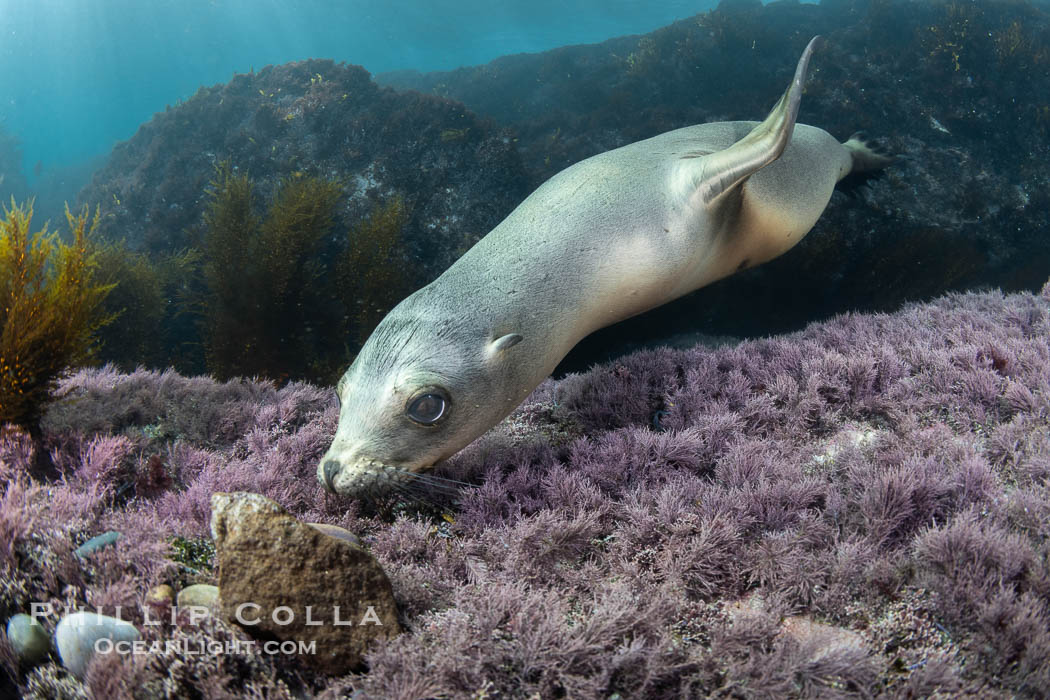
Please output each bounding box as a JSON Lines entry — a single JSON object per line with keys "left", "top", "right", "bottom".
{"left": 406, "top": 391, "right": 449, "bottom": 425}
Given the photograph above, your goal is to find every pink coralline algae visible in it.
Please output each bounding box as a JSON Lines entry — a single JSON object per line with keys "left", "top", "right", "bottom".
{"left": 1, "top": 282, "right": 1049, "bottom": 698}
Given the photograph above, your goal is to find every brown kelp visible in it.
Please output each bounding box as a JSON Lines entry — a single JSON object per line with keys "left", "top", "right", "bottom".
{"left": 0, "top": 201, "right": 113, "bottom": 454}
{"left": 200, "top": 163, "right": 418, "bottom": 384}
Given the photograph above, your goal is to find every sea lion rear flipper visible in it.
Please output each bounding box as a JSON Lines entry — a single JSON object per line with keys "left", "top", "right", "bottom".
{"left": 842, "top": 132, "right": 895, "bottom": 174}
{"left": 689, "top": 36, "right": 822, "bottom": 209}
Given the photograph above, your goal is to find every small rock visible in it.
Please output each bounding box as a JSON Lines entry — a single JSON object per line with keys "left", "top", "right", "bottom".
{"left": 308, "top": 522, "right": 363, "bottom": 547}
{"left": 54, "top": 612, "right": 140, "bottom": 679}
{"left": 144, "top": 584, "right": 175, "bottom": 624}
{"left": 725, "top": 592, "right": 767, "bottom": 619}
{"left": 176, "top": 584, "right": 219, "bottom": 610}
{"left": 145, "top": 584, "right": 175, "bottom": 605}
{"left": 726, "top": 594, "right": 867, "bottom": 654}
{"left": 211, "top": 492, "right": 400, "bottom": 674}
{"left": 74, "top": 531, "right": 121, "bottom": 558}
{"left": 779, "top": 616, "right": 867, "bottom": 651}
{"left": 6, "top": 613, "right": 51, "bottom": 665}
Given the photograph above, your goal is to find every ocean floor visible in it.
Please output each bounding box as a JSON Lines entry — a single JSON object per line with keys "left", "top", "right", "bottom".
{"left": 2, "top": 279, "right": 1049, "bottom": 698}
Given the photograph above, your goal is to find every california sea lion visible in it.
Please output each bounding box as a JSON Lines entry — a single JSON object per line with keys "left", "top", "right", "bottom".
{"left": 320, "top": 36, "right": 890, "bottom": 498}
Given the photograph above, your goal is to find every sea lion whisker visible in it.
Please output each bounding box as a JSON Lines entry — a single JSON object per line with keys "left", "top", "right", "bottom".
{"left": 388, "top": 482, "right": 430, "bottom": 504}
{"left": 390, "top": 480, "right": 459, "bottom": 510}
{"left": 367, "top": 462, "right": 473, "bottom": 490}
{"left": 395, "top": 486, "right": 442, "bottom": 506}
{"left": 401, "top": 474, "right": 465, "bottom": 498}
{"left": 407, "top": 471, "right": 476, "bottom": 488}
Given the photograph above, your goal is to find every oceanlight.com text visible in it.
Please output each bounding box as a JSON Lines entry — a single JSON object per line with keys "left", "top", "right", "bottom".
{"left": 94, "top": 638, "right": 318, "bottom": 656}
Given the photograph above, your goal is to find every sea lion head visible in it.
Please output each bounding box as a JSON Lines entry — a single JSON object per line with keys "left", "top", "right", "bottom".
{"left": 318, "top": 291, "right": 524, "bottom": 500}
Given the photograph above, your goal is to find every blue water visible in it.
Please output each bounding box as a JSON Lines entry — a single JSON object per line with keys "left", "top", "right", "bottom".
{"left": 0, "top": 0, "right": 712, "bottom": 200}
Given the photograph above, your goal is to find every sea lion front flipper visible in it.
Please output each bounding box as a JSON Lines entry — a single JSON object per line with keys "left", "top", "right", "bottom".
{"left": 690, "top": 35, "right": 822, "bottom": 209}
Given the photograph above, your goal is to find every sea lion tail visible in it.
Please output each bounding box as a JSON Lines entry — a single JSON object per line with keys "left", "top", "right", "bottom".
{"left": 692, "top": 36, "right": 823, "bottom": 208}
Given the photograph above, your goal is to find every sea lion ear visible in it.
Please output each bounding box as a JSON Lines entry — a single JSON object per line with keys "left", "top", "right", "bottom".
{"left": 489, "top": 333, "right": 523, "bottom": 354}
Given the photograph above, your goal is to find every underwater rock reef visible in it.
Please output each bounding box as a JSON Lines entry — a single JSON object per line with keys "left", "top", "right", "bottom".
{"left": 78, "top": 59, "right": 529, "bottom": 279}
{"left": 1, "top": 279, "right": 1048, "bottom": 697}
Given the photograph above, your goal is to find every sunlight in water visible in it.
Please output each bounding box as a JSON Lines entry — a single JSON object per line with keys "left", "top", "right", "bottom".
{"left": 0, "top": 0, "right": 707, "bottom": 182}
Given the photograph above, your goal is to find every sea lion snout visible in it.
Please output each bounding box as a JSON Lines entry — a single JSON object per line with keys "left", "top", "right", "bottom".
{"left": 316, "top": 443, "right": 416, "bottom": 497}
{"left": 317, "top": 446, "right": 372, "bottom": 495}
{"left": 320, "top": 459, "right": 341, "bottom": 493}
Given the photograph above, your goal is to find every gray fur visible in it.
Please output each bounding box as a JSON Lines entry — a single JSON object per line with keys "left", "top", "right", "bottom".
{"left": 319, "top": 36, "right": 884, "bottom": 499}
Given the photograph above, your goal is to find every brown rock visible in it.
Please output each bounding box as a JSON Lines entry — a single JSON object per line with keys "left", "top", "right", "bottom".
{"left": 210, "top": 492, "right": 400, "bottom": 674}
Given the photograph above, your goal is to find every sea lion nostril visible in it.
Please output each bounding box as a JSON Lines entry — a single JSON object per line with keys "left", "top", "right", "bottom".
{"left": 322, "top": 460, "right": 341, "bottom": 491}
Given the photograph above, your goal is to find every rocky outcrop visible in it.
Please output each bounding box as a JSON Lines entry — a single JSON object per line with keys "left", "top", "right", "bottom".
{"left": 78, "top": 60, "right": 529, "bottom": 279}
